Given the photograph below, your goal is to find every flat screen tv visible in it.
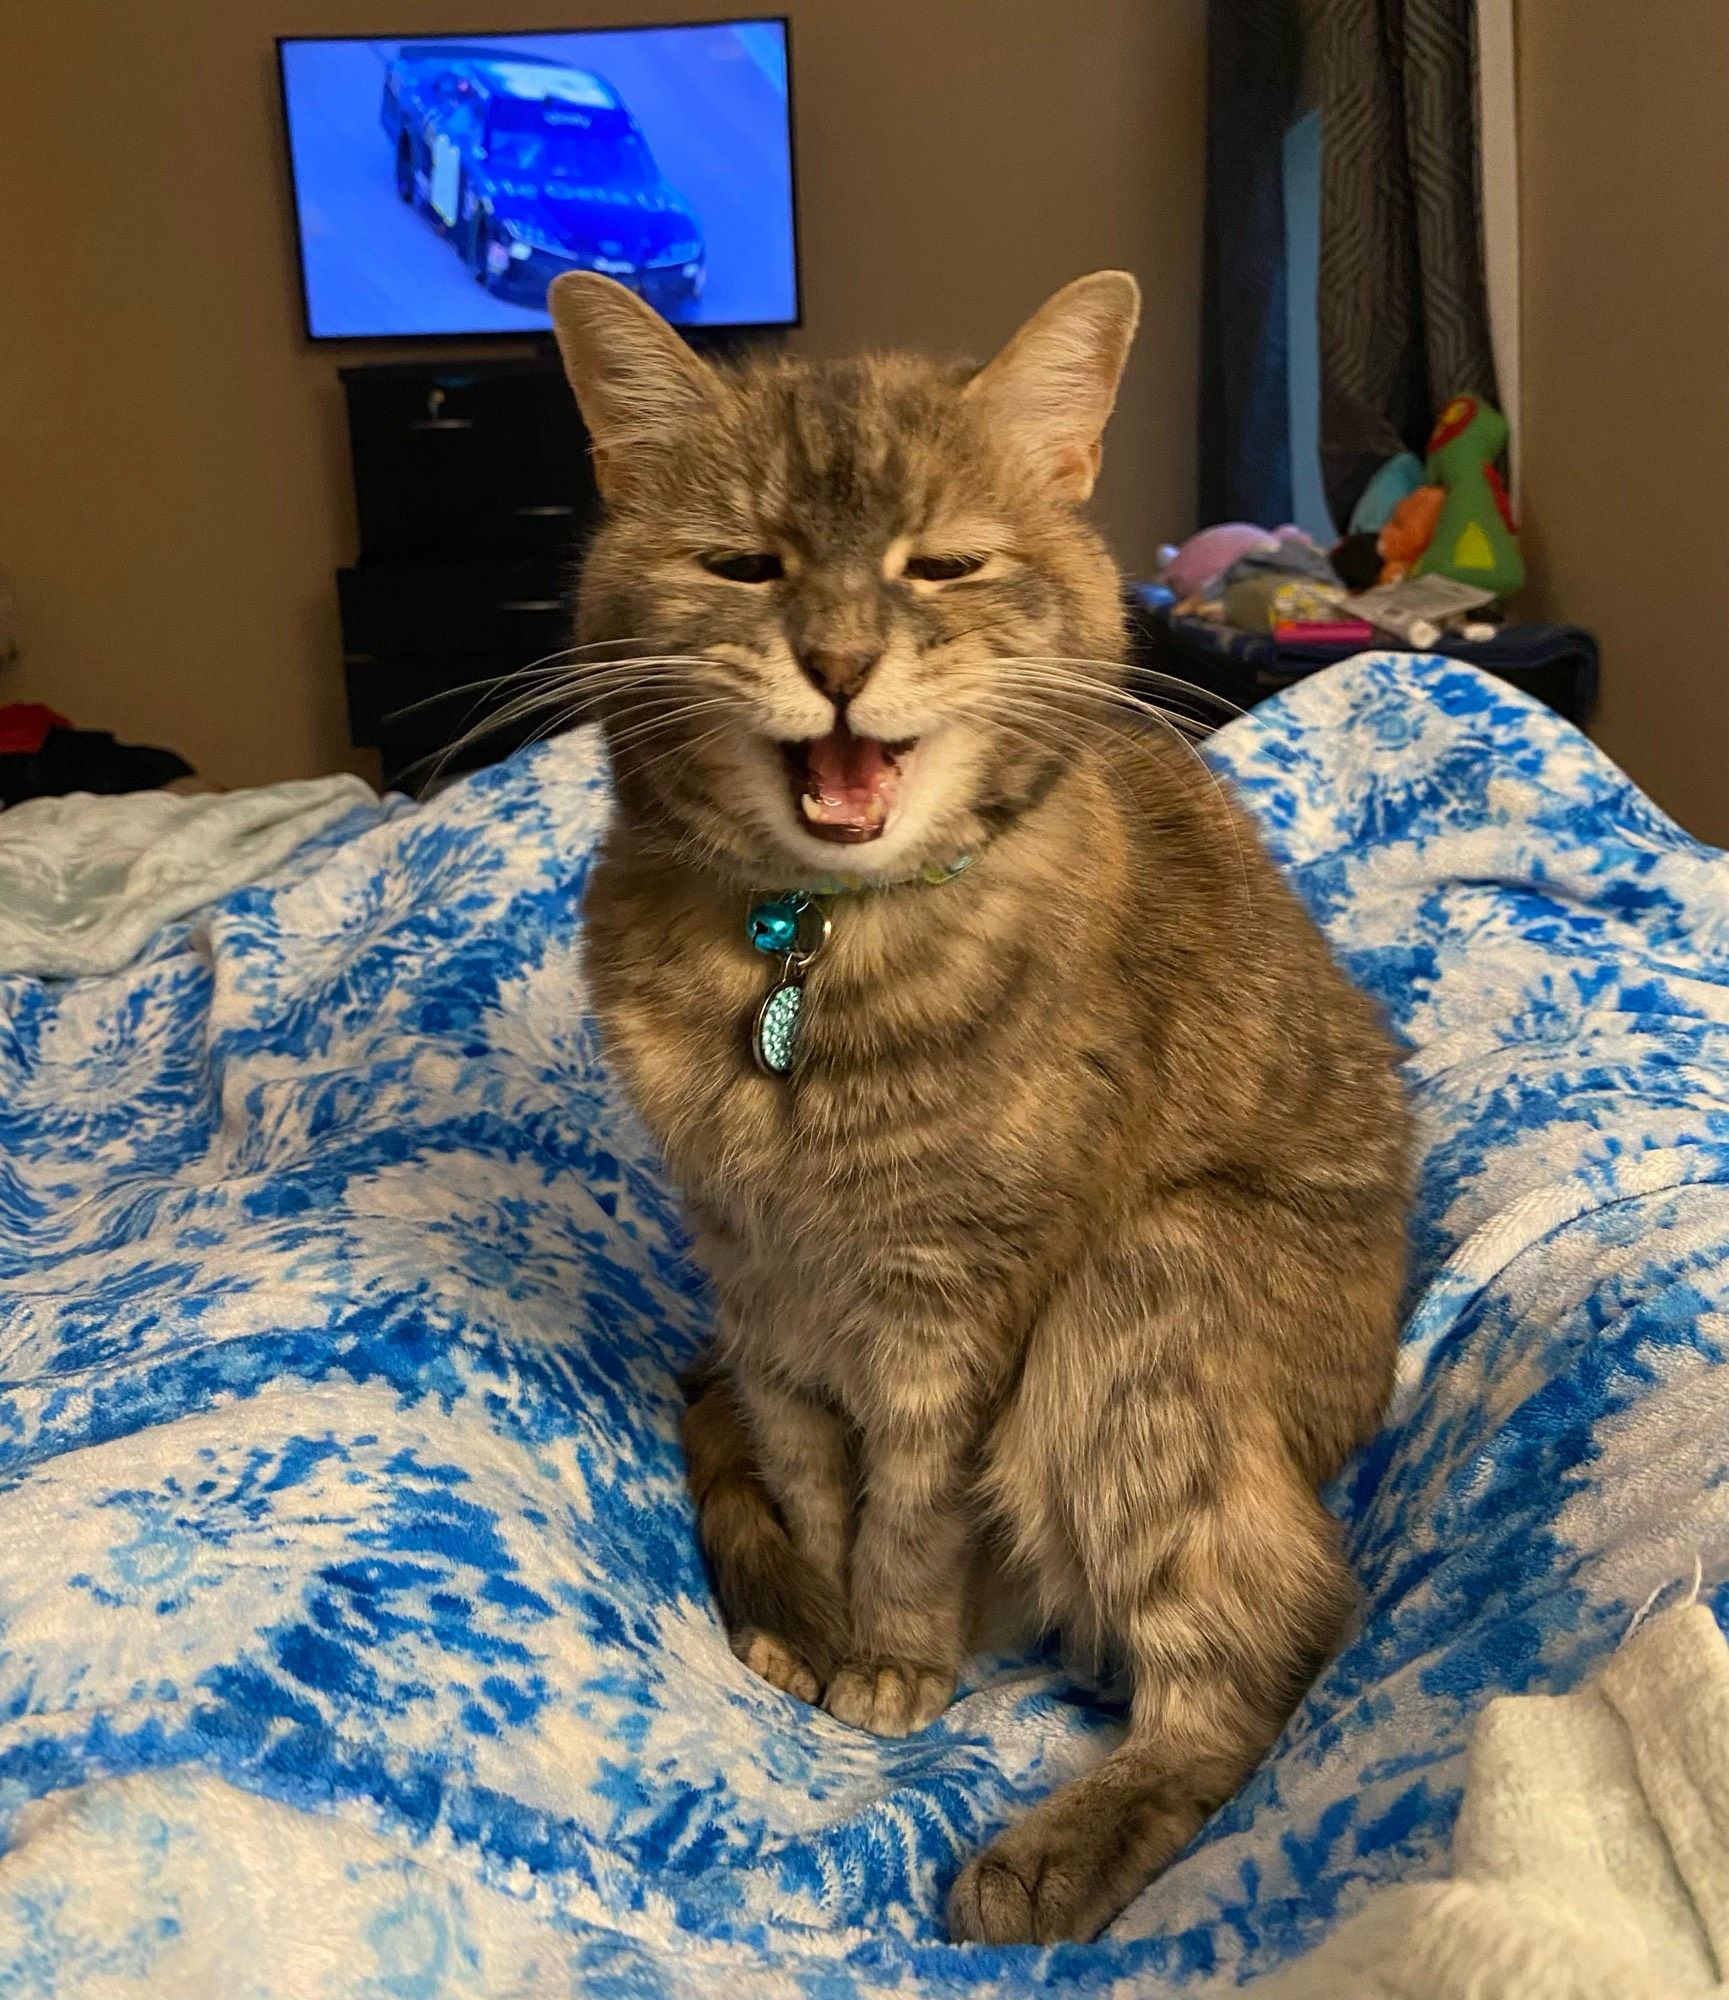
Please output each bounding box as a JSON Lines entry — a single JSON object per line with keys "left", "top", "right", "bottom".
{"left": 277, "top": 19, "right": 798, "bottom": 340}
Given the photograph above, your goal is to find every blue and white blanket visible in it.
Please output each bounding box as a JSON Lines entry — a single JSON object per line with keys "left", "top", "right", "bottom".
{"left": 2, "top": 656, "right": 1725, "bottom": 1997}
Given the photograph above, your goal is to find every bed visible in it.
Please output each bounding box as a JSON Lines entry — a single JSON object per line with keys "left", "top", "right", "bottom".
{"left": 1, "top": 654, "right": 1725, "bottom": 1996}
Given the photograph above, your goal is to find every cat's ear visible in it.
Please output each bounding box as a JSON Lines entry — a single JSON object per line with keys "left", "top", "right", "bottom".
{"left": 964, "top": 271, "right": 1141, "bottom": 503}
{"left": 547, "top": 272, "right": 717, "bottom": 500}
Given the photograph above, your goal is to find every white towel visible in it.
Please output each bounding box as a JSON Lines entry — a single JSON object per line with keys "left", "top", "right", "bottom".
{"left": 1261, "top": 1602, "right": 1729, "bottom": 1997}
{"left": 0, "top": 776, "right": 379, "bottom": 976}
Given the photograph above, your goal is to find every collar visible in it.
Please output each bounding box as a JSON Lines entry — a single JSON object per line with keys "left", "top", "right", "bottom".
{"left": 744, "top": 853, "right": 975, "bottom": 1075}
{"left": 746, "top": 851, "right": 973, "bottom": 952}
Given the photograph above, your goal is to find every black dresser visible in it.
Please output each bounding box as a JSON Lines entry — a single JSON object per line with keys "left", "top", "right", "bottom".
{"left": 337, "top": 357, "right": 600, "bottom": 790}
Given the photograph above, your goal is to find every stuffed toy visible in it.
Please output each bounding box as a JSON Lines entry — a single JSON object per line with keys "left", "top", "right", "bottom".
{"left": 1412, "top": 394, "right": 1524, "bottom": 596}
{"left": 1376, "top": 484, "right": 1446, "bottom": 584}
{"left": 1348, "top": 452, "right": 1426, "bottom": 536}
{"left": 1160, "top": 522, "right": 1317, "bottom": 601}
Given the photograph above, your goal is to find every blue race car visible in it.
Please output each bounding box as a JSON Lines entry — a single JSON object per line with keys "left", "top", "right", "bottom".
{"left": 379, "top": 44, "right": 705, "bottom": 314}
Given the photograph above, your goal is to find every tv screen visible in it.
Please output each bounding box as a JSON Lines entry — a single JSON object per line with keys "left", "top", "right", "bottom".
{"left": 277, "top": 20, "right": 798, "bottom": 340}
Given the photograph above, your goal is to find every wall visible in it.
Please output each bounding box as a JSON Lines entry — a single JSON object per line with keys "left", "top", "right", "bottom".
{"left": 0, "top": 0, "right": 1205, "bottom": 790}
{"left": 1516, "top": 0, "right": 1729, "bottom": 843}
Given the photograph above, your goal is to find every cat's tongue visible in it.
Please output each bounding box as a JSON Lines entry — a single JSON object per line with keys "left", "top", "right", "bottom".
{"left": 795, "top": 724, "right": 904, "bottom": 842}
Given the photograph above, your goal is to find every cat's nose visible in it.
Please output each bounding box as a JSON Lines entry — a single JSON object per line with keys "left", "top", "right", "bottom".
{"left": 795, "top": 646, "right": 881, "bottom": 702}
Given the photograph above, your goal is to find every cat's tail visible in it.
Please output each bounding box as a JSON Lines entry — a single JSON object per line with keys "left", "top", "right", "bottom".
{"left": 680, "top": 1356, "right": 850, "bottom": 1692}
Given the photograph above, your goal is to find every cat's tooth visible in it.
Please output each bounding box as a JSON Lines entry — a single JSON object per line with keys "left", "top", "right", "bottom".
{"left": 800, "top": 793, "right": 825, "bottom": 822}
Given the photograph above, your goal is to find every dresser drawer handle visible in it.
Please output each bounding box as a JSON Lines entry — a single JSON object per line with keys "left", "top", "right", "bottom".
{"left": 497, "top": 599, "right": 562, "bottom": 613}
{"left": 512, "top": 504, "right": 574, "bottom": 517}
{"left": 409, "top": 417, "right": 474, "bottom": 431}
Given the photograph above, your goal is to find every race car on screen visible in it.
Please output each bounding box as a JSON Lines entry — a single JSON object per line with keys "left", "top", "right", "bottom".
{"left": 380, "top": 45, "right": 706, "bottom": 313}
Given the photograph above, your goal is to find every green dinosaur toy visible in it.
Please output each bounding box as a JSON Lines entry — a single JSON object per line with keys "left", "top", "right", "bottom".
{"left": 1412, "top": 393, "right": 1524, "bottom": 597}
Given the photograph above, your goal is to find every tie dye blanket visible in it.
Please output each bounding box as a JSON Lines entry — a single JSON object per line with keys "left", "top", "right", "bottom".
{"left": 1, "top": 655, "right": 1725, "bottom": 1997}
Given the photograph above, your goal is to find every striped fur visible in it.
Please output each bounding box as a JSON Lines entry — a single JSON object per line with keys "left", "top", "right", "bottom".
{"left": 549, "top": 273, "right": 1414, "bottom": 1944}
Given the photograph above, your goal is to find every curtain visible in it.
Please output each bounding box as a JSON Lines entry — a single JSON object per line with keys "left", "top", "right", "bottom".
{"left": 1314, "top": 0, "right": 1500, "bottom": 523}
{"left": 1197, "top": 0, "right": 1302, "bottom": 528}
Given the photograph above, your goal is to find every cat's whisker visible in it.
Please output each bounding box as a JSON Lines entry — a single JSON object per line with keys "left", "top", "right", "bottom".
{"left": 982, "top": 679, "right": 1214, "bottom": 744}
{"left": 985, "top": 665, "right": 1232, "bottom": 727}
{"left": 1021, "top": 680, "right": 1251, "bottom": 837}
{"left": 983, "top": 670, "right": 1226, "bottom": 740}
{"left": 418, "top": 692, "right": 704, "bottom": 784}
{"left": 384, "top": 652, "right": 729, "bottom": 728}
{"left": 946, "top": 697, "right": 1147, "bottom": 772}
{"left": 992, "top": 655, "right": 1248, "bottom": 724}
{"left": 947, "top": 687, "right": 1256, "bottom": 912}
{"left": 485, "top": 656, "right": 729, "bottom": 711}
{"left": 988, "top": 683, "right": 1215, "bottom": 740}
{"left": 602, "top": 700, "right": 745, "bottom": 756}
{"left": 957, "top": 682, "right": 1211, "bottom": 754}
{"left": 506, "top": 668, "right": 728, "bottom": 760}
{"left": 981, "top": 661, "right": 1241, "bottom": 750}
{"left": 596, "top": 688, "right": 734, "bottom": 728}
{"left": 625, "top": 717, "right": 742, "bottom": 785}
{"left": 378, "top": 637, "right": 681, "bottom": 722}
{"left": 946, "top": 706, "right": 1079, "bottom": 774}
{"left": 505, "top": 667, "right": 731, "bottom": 734}
{"left": 502, "top": 713, "right": 578, "bottom": 768}
{"left": 415, "top": 660, "right": 732, "bottom": 769}
{"left": 400, "top": 685, "right": 610, "bottom": 787}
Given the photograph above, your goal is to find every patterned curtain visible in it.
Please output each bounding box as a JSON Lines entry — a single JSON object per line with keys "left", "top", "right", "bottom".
{"left": 1314, "top": 0, "right": 1500, "bottom": 523}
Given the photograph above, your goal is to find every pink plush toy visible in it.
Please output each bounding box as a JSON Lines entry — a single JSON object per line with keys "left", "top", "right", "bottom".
{"left": 1160, "top": 523, "right": 1314, "bottom": 601}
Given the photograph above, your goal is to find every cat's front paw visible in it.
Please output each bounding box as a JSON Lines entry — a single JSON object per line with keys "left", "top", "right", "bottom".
{"left": 824, "top": 1659, "right": 954, "bottom": 1736}
{"left": 734, "top": 1628, "right": 823, "bottom": 1705}
{"left": 948, "top": 1787, "right": 1149, "bottom": 1945}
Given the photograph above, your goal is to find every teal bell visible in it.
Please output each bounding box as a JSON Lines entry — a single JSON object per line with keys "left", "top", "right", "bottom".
{"left": 747, "top": 897, "right": 804, "bottom": 955}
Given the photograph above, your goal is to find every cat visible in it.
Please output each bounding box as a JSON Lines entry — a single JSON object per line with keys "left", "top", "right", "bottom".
{"left": 546, "top": 268, "right": 1414, "bottom": 1947}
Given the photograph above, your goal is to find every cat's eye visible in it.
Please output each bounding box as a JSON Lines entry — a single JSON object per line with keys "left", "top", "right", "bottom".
{"left": 903, "top": 553, "right": 987, "bottom": 583}
{"left": 701, "top": 551, "right": 784, "bottom": 585}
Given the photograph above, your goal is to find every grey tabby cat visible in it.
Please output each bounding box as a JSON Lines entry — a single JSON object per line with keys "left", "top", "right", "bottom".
{"left": 546, "top": 268, "right": 1413, "bottom": 1946}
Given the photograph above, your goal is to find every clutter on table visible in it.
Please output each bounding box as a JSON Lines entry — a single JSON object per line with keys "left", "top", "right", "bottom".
{"left": 1346, "top": 576, "right": 1497, "bottom": 650}
{"left": 1134, "top": 398, "right": 1594, "bottom": 729}
{"left": 1155, "top": 391, "right": 1526, "bottom": 646}
{"left": 1127, "top": 593, "right": 1598, "bottom": 731}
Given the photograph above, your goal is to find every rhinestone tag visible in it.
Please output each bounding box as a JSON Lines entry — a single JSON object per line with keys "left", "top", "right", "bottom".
{"left": 753, "top": 978, "right": 804, "bottom": 1075}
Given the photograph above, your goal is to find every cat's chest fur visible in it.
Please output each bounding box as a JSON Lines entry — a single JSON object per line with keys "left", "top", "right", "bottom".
{"left": 582, "top": 852, "right": 1121, "bottom": 1327}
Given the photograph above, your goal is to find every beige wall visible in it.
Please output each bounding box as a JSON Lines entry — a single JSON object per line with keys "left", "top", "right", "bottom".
{"left": 0, "top": 0, "right": 1205, "bottom": 790}
{"left": 1517, "top": 0, "right": 1729, "bottom": 844}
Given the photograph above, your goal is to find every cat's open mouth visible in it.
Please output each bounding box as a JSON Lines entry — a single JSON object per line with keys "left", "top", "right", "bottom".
{"left": 782, "top": 724, "right": 918, "bottom": 844}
